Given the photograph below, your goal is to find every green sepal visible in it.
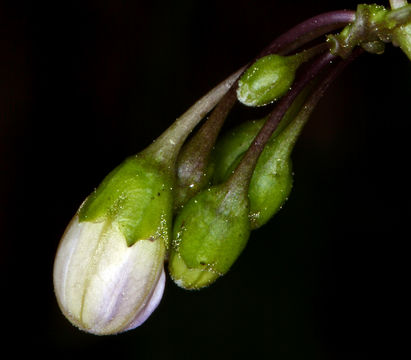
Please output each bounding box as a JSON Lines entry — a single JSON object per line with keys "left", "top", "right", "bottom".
{"left": 169, "top": 183, "right": 250, "bottom": 289}
{"left": 237, "top": 54, "right": 297, "bottom": 107}
{"left": 168, "top": 251, "right": 220, "bottom": 290}
{"left": 78, "top": 155, "right": 173, "bottom": 248}
{"left": 248, "top": 139, "right": 293, "bottom": 229}
{"left": 211, "top": 118, "right": 266, "bottom": 184}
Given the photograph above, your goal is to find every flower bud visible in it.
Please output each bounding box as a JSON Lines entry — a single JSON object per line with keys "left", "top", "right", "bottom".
{"left": 213, "top": 121, "right": 294, "bottom": 230}
{"left": 237, "top": 54, "right": 298, "bottom": 107}
{"left": 213, "top": 109, "right": 306, "bottom": 229}
{"left": 168, "top": 184, "right": 250, "bottom": 289}
{"left": 54, "top": 155, "right": 173, "bottom": 334}
{"left": 211, "top": 88, "right": 310, "bottom": 228}
{"left": 211, "top": 118, "right": 266, "bottom": 185}
{"left": 248, "top": 135, "right": 293, "bottom": 229}
{"left": 53, "top": 216, "right": 166, "bottom": 335}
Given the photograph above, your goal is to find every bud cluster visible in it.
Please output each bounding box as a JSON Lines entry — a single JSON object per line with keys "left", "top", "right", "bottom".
{"left": 53, "top": 1, "right": 411, "bottom": 335}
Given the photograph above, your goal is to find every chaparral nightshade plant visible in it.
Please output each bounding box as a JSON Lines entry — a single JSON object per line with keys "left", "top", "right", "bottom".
{"left": 54, "top": 0, "right": 411, "bottom": 334}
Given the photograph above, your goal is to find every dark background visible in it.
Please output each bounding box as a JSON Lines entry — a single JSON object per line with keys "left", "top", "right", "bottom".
{"left": 1, "top": 0, "right": 409, "bottom": 358}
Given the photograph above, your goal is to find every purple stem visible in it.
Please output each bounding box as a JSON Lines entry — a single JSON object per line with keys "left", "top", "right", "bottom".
{"left": 284, "top": 47, "right": 364, "bottom": 152}
{"left": 177, "top": 87, "right": 237, "bottom": 179}
{"left": 261, "top": 10, "right": 356, "bottom": 56}
{"left": 229, "top": 51, "right": 336, "bottom": 189}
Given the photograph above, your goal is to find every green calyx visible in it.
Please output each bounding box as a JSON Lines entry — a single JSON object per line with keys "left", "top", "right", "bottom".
{"left": 237, "top": 54, "right": 298, "bottom": 107}
{"left": 78, "top": 155, "right": 173, "bottom": 248}
{"left": 248, "top": 123, "right": 295, "bottom": 229}
{"left": 211, "top": 118, "right": 266, "bottom": 184}
{"left": 169, "top": 183, "right": 251, "bottom": 289}
{"left": 168, "top": 251, "right": 220, "bottom": 289}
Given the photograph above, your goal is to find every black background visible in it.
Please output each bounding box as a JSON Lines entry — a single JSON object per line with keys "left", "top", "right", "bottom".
{"left": 1, "top": 0, "right": 409, "bottom": 358}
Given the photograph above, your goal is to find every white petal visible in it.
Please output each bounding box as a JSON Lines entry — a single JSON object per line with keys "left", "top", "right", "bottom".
{"left": 53, "top": 215, "right": 166, "bottom": 335}
{"left": 124, "top": 268, "right": 166, "bottom": 331}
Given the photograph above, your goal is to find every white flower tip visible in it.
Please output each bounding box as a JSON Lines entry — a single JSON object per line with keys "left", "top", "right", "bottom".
{"left": 53, "top": 215, "right": 166, "bottom": 335}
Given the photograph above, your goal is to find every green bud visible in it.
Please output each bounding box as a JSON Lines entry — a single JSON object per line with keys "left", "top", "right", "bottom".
{"left": 211, "top": 88, "right": 306, "bottom": 184}
{"left": 237, "top": 54, "right": 298, "bottom": 107}
{"left": 248, "top": 132, "right": 294, "bottom": 229}
{"left": 211, "top": 118, "right": 266, "bottom": 184}
{"left": 168, "top": 184, "right": 250, "bottom": 289}
{"left": 211, "top": 88, "right": 311, "bottom": 228}
{"left": 79, "top": 155, "right": 173, "bottom": 247}
{"left": 53, "top": 215, "right": 166, "bottom": 334}
{"left": 214, "top": 128, "right": 294, "bottom": 230}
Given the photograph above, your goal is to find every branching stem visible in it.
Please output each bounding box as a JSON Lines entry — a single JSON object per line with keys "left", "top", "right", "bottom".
{"left": 176, "top": 10, "right": 355, "bottom": 198}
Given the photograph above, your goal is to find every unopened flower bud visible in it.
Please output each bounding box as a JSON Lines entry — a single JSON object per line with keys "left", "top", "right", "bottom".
{"left": 54, "top": 155, "right": 173, "bottom": 334}
{"left": 212, "top": 121, "right": 294, "bottom": 229}
{"left": 237, "top": 54, "right": 298, "bottom": 107}
{"left": 212, "top": 89, "right": 309, "bottom": 228}
{"left": 248, "top": 133, "right": 294, "bottom": 229}
{"left": 168, "top": 184, "right": 250, "bottom": 289}
{"left": 53, "top": 215, "right": 166, "bottom": 335}
{"left": 211, "top": 118, "right": 266, "bottom": 184}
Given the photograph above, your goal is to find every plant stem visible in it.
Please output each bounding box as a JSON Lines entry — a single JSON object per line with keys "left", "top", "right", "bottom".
{"left": 229, "top": 51, "right": 336, "bottom": 190}
{"left": 177, "top": 86, "right": 237, "bottom": 181}
{"left": 261, "top": 10, "right": 356, "bottom": 56}
{"left": 386, "top": 4, "right": 411, "bottom": 25}
{"left": 142, "top": 66, "right": 245, "bottom": 166}
{"left": 175, "top": 43, "right": 329, "bottom": 187}
{"left": 277, "top": 48, "right": 363, "bottom": 158}
{"left": 290, "top": 42, "right": 330, "bottom": 65}
{"left": 176, "top": 11, "right": 354, "bottom": 190}
{"left": 390, "top": 0, "right": 408, "bottom": 9}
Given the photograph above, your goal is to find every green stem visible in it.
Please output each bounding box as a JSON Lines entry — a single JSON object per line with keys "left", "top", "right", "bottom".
{"left": 277, "top": 48, "right": 363, "bottom": 159}
{"left": 386, "top": 4, "right": 411, "bottom": 26}
{"left": 289, "top": 42, "right": 330, "bottom": 67}
{"left": 390, "top": 0, "right": 408, "bottom": 9}
{"left": 142, "top": 67, "right": 245, "bottom": 166}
